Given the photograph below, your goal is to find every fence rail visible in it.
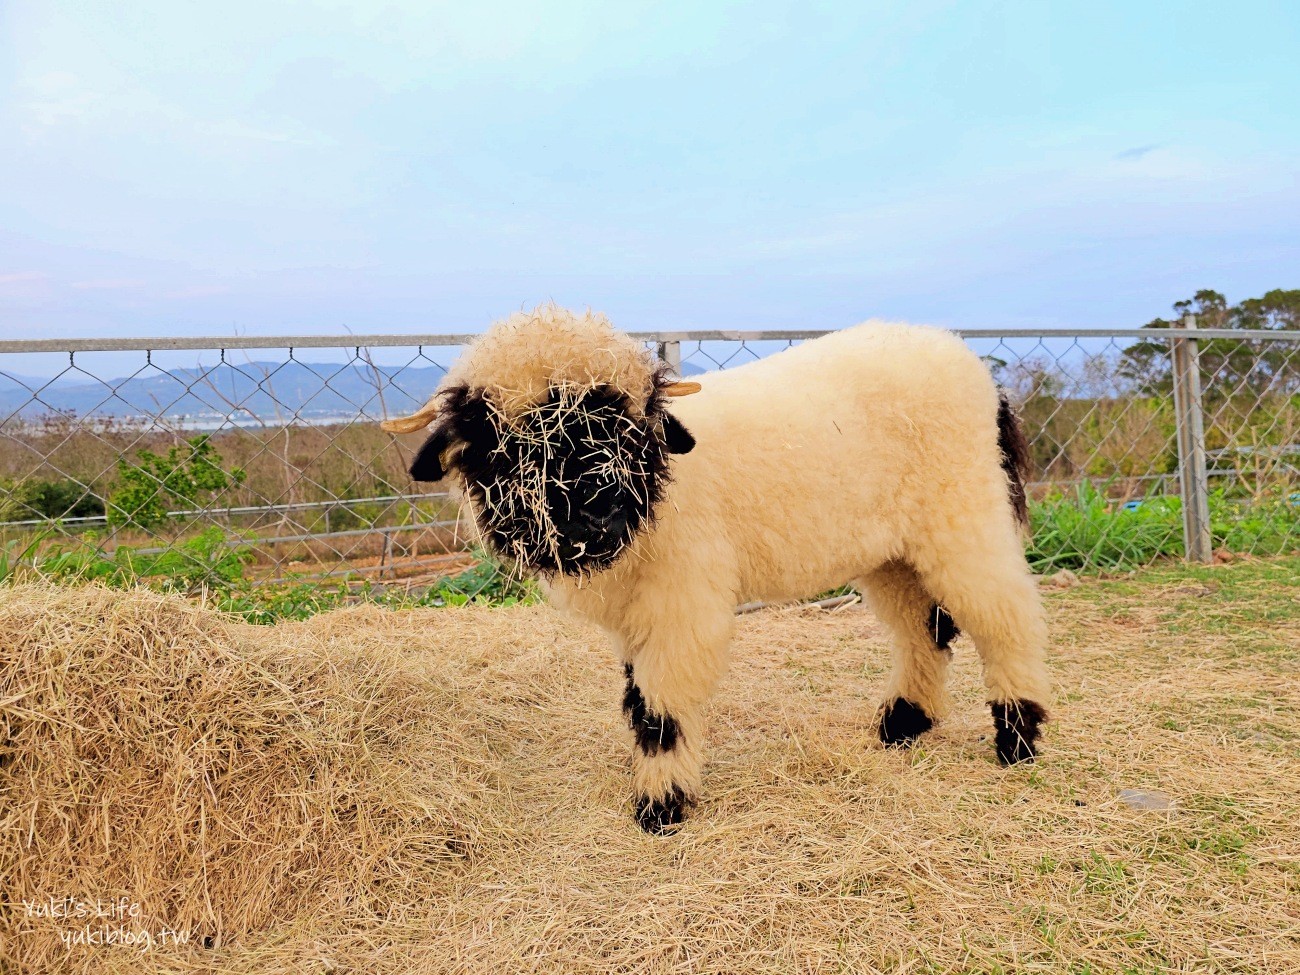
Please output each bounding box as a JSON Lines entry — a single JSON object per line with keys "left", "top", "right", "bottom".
{"left": 3, "top": 326, "right": 1299, "bottom": 355}
{"left": 2, "top": 323, "right": 1297, "bottom": 597}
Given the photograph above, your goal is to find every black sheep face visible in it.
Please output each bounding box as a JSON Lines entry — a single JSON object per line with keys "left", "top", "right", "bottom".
{"left": 408, "top": 383, "right": 694, "bottom": 576}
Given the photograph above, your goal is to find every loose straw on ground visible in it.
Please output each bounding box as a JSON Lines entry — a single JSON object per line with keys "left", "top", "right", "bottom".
{"left": 3, "top": 563, "right": 1298, "bottom": 974}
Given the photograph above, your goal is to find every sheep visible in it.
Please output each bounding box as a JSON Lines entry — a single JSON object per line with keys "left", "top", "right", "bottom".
{"left": 382, "top": 304, "right": 1049, "bottom": 833}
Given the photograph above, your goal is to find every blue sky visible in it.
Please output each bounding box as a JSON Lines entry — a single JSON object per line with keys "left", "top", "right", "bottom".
{"left": 1, "top": 0, "right": 1297, "bottom": 339}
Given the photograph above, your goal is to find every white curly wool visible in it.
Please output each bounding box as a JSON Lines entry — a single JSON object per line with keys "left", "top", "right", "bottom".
{"left": 445, "top": 304, "right": 661, "bottom": 418}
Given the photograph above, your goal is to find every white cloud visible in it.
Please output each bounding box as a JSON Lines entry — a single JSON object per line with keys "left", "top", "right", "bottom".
{"left": 0, "top": 271, "right": 53, "bottom": 299}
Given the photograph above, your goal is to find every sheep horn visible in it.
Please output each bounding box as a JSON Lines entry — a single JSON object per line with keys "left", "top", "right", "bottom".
{"left": 661, "top": 381, "right": 702, "bottom": 397}
{"left": 379, "top": 396, "right": 441, "bottom": 434}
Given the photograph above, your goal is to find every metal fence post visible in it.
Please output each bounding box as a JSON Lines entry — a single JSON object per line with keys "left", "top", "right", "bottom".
{"left": 1170, "top": 313, "right": 1212, "bottom": 562}
{"left": 656, "top": 339, "right": 682, "bottom": 377}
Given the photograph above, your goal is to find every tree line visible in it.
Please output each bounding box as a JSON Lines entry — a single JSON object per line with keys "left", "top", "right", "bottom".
{"left": 1119, "top": 288, "right": 1300, "bottom": 397}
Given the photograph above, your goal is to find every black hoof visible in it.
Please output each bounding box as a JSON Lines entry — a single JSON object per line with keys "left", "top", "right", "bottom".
{"left": 991, "top": 699, "right": 1048, "bottom": 765}
{"left": 878, "top": 697, "right": 933, "bottom": 747}
{"left": 634, "top": 787, "right": 688, "bottom": 834}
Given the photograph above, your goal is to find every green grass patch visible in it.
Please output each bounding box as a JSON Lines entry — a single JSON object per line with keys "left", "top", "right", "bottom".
{"left": 1051, "top": 552, "right": 1300, "bottom": 621}
{"left": 0, "top": 530, "right": 537, "bottom": 623}
{"left": 1027, "top": 482, "right": 1298, "bottom": 573}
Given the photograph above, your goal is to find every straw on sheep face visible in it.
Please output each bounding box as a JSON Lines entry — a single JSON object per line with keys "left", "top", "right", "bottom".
{"left": 396, "top": 378, "right": 696, "bottom": 577}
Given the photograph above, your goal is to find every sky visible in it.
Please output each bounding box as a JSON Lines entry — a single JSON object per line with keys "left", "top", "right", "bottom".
{"left": 1, "top": 0, "right": 1298, "bottom": 341}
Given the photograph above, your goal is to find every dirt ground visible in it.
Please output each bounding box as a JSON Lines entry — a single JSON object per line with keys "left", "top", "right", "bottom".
{"left": 3, "top": 556, "right": 1298, "bottom": 974}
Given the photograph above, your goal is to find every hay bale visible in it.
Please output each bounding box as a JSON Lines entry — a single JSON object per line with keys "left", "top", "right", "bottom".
{"left": 0, "top": 584, "right": 496, "bottom": 972}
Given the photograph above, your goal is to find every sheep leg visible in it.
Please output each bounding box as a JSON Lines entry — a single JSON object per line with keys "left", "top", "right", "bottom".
{"left": 620, "top": 611, "right": 731, "bottom": 833}
{"left": 859, "top": 560, "right": 954, "bottom": 747}
{"left": 913, "top": 531, "right": 1050, "bottom": 765}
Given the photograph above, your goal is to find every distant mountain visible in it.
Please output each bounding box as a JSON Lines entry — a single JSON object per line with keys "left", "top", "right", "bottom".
{"left": 0, "top": 372, "right": 51, "bottom": 393}
{"left": 1, "top": 356, "right": 707, "bottom": 425}
{"left": 0, "top": 360, "right": 453, "bottom": 425}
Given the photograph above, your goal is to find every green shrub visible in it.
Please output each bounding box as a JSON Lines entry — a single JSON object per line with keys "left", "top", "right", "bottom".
{"left": 108, "top": 435, "right": 246, "bottom": 530}
{"left": 25, "top": 526, "right": 250, "bottom": 595}
{"left": 1027, "top": 482, "right": 1299, "bottom": 573}
{"left": 1027, "top": 482, "right": 1184, "bottom": 572}
{"left": 420, "top": 548, "right": 536, "bottom": 606}
{"left": 26, "top": 479, "right": 105, "bottom": 520}
{"left": 1209, "top": 490, "right": 1299, "bottom": 556}
{"left": 0, "top": 478, "right": 104, "bottom": 523}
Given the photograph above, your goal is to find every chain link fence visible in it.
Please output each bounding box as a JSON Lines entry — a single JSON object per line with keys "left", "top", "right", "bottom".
{"left": 1, "top": 325, "right": 1296, "bottom": 605}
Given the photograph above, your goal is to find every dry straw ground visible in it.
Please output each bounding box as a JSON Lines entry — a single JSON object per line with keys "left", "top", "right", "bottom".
{"left": 2, "top": 557, "right": 1298, "bottom": 974}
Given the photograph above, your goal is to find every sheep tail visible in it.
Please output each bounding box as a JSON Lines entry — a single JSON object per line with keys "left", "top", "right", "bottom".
{"left": 996, "top": 392, "right": 1032, "bottom": 528}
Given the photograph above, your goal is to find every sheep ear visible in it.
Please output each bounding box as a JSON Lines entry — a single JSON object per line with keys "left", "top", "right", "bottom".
{"left": 409, "top": 428, "right": 450, "bottom": 482}
{"left": 661, "top": 414, "right": 695, "bottom": 454}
